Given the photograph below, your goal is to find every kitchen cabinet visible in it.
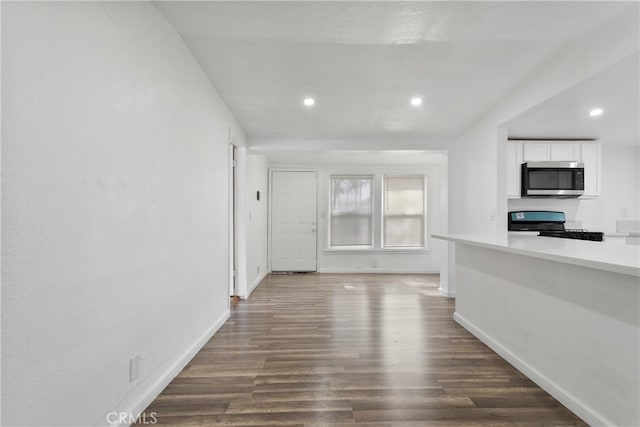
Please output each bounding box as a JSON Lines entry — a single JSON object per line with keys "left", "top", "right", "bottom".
{"left": 580, "top": 143, "right": 601, "bottom": 198}
{"left": 507, "top": 141, "right": 601, "bottom": 198}
{"left": 506, "top": 142, "right": 523, "bottom": 198}
{"left": 523, "top": 143, "right": 550, "bottom": 161}
{"left": 522, "top": 142, "right": 580, "bottom": 162}
{"left": 550, "top": 143, "right": 580, "bottom": 161}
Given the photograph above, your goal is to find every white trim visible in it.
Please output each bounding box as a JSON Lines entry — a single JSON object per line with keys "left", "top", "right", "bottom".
{"left": 229, "top": 142, "right": 236, "bottom": 300}
{"left": 438, "top": 287, "right": 455, "bottom": 298}
{"left": 245, "top": 270, "right": 268, "bottom": 299}
{"left": 235, "top": 148, "right": 249, "bottom": 297}
{"left": 454, "top": 312, "right": 610, "bottom": 427}
{"left": 114, "top": 311, "right": 230, "bottom": 427}
{"left": 318, "top": 268, "right": 438, "bottom": 274}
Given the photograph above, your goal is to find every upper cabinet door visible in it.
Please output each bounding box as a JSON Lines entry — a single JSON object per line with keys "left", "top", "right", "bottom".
{"left": 580, "top": 143, "right": 601, "bottom": 198}
{"left": 506, "top": 143, "right": 523, "bottom": 198}
{"left": 550, "top": 143, "right": 580, "bottom": 161}
{"left": 523, "top": 143, "right": 550, "bottom": 161}
{"left": 523, "top": 142, "right": 581, "bottom": 162}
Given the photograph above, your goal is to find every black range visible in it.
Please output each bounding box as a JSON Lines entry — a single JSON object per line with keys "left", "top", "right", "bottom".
{"left": 508, "top": 211, "right": 603, "bottom": 242}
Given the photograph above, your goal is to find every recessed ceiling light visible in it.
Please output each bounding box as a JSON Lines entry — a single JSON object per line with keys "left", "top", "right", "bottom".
{"left": 410, "top": 97, "right": 423, "bottom": 106}
{"left": 303, "top": 98, "right": 315, "bottom": 107}
{"left": 589, "top": 108, "right": 603, "bottom": 117}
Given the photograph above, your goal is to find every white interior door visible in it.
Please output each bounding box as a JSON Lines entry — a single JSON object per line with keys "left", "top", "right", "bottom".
{"left": 271, "top": 171, "right": 317, "bottom": 272}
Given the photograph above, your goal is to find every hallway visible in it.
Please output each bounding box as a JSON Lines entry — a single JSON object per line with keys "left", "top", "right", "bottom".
{"left": 140, "top": 274, "right": 586, "bottom": 426}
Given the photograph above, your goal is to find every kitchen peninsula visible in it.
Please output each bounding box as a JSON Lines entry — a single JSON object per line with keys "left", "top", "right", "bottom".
{"left": 433, "top": 233, "right": 639, "bottom": 427}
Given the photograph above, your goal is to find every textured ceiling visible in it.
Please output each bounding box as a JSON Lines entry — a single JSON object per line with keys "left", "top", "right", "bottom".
{"left": 155, "top": 1, "right": 636, "bottom": 142}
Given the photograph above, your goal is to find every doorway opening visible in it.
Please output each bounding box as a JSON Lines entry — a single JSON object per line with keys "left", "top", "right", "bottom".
{"left": 229, "top": 143, "right": 239, "bottom": 305}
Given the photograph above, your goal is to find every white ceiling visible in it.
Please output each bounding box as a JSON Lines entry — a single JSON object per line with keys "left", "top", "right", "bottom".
{"left": 254, "top": 149, "right": 446, "bottom": 166}
{"left": 155, "top": 1, "right": 636, "bottom": 142}
{"left": 505, "top": 53, "right": 639, "bottom": 145}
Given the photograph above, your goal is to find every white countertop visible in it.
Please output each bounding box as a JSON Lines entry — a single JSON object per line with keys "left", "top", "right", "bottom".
{"left": 432, "top": 233, "right": 640, "bottom": 277}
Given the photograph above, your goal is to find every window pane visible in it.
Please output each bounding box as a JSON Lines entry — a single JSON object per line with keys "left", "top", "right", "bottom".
{"left": 331, "top": 215, "right": 372, "bottom": 246}
{"left": 383, "top": 176, "right": 425, "bottom": 247}
{"left": 384, "top": 216, "right": 423, "bottom": 247}
{"left": 330, "top": 177, "right": 373, "bottom": 246}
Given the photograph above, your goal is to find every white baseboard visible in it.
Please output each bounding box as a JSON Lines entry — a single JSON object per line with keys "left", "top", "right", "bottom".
{"left": 115, "top": 310, "right": 230, "bottom": 427}
{"left": 317, "top": 268, "right": 439, "bottom": 274}
{"left": 438, "top": 286, "right": 455, "bottom": 298}
{"left": 246, "top": 270, "right": 268, "bottom": 298}
{"left": 453, "top": 312, "right": 611, "bottom": 427}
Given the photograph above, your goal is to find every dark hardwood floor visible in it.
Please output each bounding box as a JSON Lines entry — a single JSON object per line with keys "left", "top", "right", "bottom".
{"left": 139, "top": 274, "right": 587, "bottom": 426}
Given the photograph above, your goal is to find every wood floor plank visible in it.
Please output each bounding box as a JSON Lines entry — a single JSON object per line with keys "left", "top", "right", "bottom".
{"left": 353, "top": 407, "right": 584, "bottom": 423}
{"left": 136, "top": 274, "right": 587, "bottom": 426}
{"left": 225, "top": 400, "right": 353, "bottom": 414}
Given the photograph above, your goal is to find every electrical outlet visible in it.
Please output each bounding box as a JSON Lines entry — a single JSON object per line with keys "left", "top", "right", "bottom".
{"left": 129, "top": 355, "right": 140, "bottom": 383}
{"left": 257, "top": 266, "right": 261, "bottom": 275}
{"left": 371, "top": 260, "right": 377, "bottom": 268}
{"left": 621, "top": 208, "right": 628, "bottom": 218}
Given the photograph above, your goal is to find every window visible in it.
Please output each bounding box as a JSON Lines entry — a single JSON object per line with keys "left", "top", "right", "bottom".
{"left": 329, "top": 176, "right": 373, "bottom": 247}
{"left": 383, "top": 176, "right": 425, "bottom": 248}
{"left": 327, "top": 174, "right": 427, "bottom": 250}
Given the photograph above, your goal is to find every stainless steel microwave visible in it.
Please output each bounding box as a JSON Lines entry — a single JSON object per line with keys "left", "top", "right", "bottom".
{"left": 521, "top": 162, "right": 584, "bottom": 198}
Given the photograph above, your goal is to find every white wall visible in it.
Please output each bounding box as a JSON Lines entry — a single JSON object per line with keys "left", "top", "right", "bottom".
{"left": 1, "top": 2, "right": 245, "bottom": 426}
{"left": 449, "top": 11, "right": 639, "bottom": 236}
{"left": 244, "top": 153, "right": 269, "bottom": 296}
{"left": 600, "top": 143, "right": 640, "bottom": 230}
{"left": 508, "top": 142, "right": 640, "bottom": 233}
{"left": 268, "top": 162, "right": 445, "bottom": 274}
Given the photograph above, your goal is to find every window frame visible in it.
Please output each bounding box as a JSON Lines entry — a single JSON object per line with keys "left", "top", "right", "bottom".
{"left": 324, "top": 173, "right": 429, "bottom": 253}
{"left": 327, "top": 174, "right": 375, "bottom": 250}
{"left": 381, "top": 174, "right": 427, "bottom": 249}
